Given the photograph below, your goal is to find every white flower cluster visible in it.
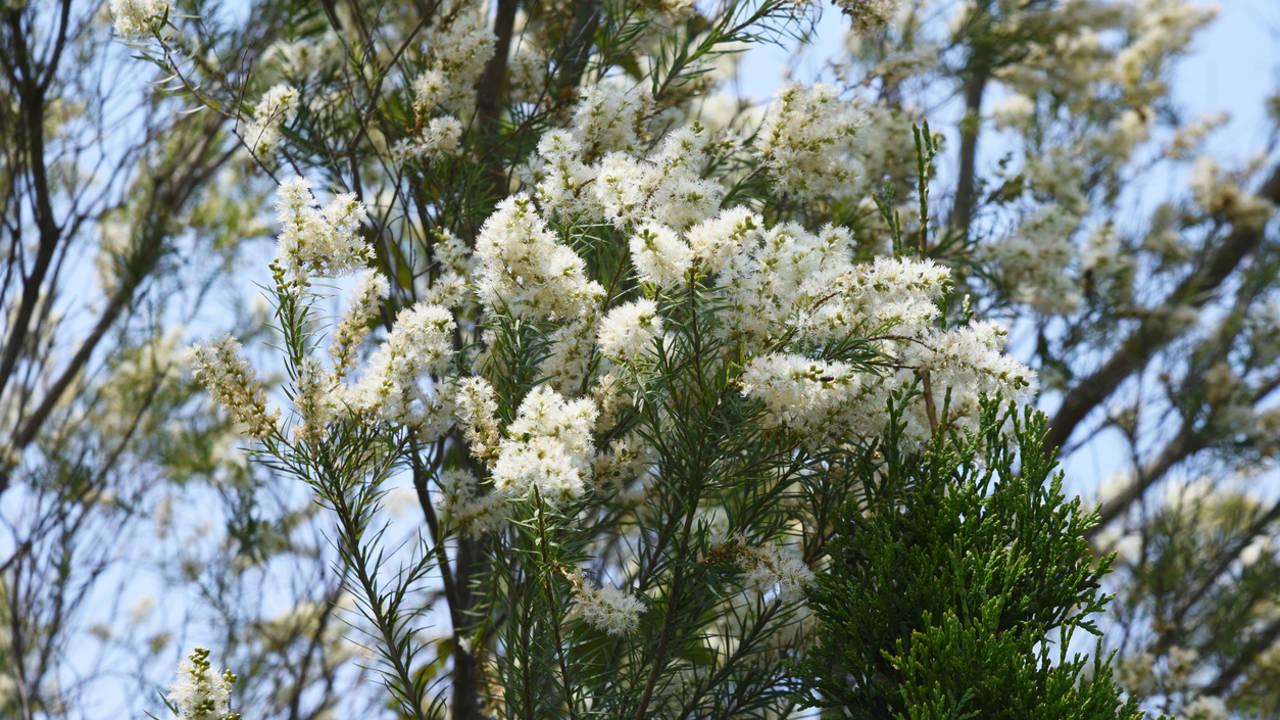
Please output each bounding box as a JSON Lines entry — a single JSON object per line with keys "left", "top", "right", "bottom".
{"left": 567, "top": 577, "right": 645, "bottom": 636}
{"left": 246, "top": 83, "right": 299, "bottom": 155}
{"left": 738, "top": 542, "right": 814, "bottom": 602}
{"left": 330, "top": 269, "right": 388, "bottom": 378}
{"left": 597, "top": 299, "right": 664, "bottom": 365}
{"left": 412, "top": 1, "right": 495, "bottom": 117}
{"left": 166, "top": 647, "right": 237, "bottom": 720}
{"left": 570, "top": 81, "right": 650, "bottom": 154}
{"left": 908, "top": 321, "right": 1037, "bottom": 423}
{"left": 110, "top": 0, "right": 169, "bottom": 38}
{"left": 529, "top": 119, "right": 722, "bottom": 231}
{"left": 392, "top": 115, "right": 464, "bottom": 162}
{"left": 690, "top": 208, "right": 948, "bottom": 346}
{"left": 595, "top": 126, "right": 723, "bottom": 230}
{"left": 492, "top": 386, "right": 597, "bottom": 499}
{"left": 188, "top": 337, "right": 279, "bottom": 440}
{"left": 741, "top": 355, "right": 871, "bottom": 440}
{"left": 985, "top": 206, "right": 1080, "bottom": 315}
{"left": 346, "top": 302, "right": 456, "bottom": 427}
{"left": 474, "top": 195, "right": 604, "bottom": 321}
{"left": 274, "top": 177, "right": 370, "bottom": 279}
{"left": 630, "top": 222, "right": 693, "bottom": 287}
{"left": 755, "top": 83, "right": 864, "bottom": 200}
{"left": 701, "top": 210, "right": 1032, "bottom": 442}
{"left": 836, "top": 0, "right": 902, "bottom": 32}
{"left": 455, "top": 376, "right": 501, "bottom": 464}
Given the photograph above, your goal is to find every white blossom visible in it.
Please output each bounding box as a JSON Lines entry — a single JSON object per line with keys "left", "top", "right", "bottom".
{"left": 274, "top": 177, "right": 371, "bottom": 279}
{"left": 738, "top": 542, "right": 814, "bottom": 602}
{"left": 331, "top": 269, "right": 388, "bottom": 378}
{"left": 474, "top": 194, "right": 604, "bottom": 320}
{"left": 166, "top": 647, "right": 236, "bottom": 720}
{"left": 492, "top": 386, "right": 597, "bottom": 499}
{"left": 441, "top": 468, "right": 510, "bottom": 538}
{"left": 755, "top": 83, "right": 864, "bottom": 200}
{"left": 246, "top": 84, "right": 299, "bottom": 154}
{"left": 455, "top": 376, "right": 501, "bottom": 464}
{"left": 597, "top": 299, "right": 663, "bottom": 365}
{"left": 568, "top": 578, "right": 645, "bottom": 636}
{"left": 188, "top": 337, "right": 279, "bottom": 440}
{"left": 110, "top": 0, "right": 168, "bottom": 38}
{"left": 630, "top": 223, "right": 693, "bottom": 287}
{"left": 346, "top": 303, "right": 455, "bottom": 425}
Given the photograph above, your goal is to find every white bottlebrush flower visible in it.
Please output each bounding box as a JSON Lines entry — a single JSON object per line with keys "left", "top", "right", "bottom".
{"left": 474, "top": 194, "right": 604, "bottom": 321}
{"left": 597, "top": 299, "right": 663, "bottom": 364}
{"left": 491, "top": 386, "right": 597, "bottom": 499}
{"left": 755, "top": 83, "right": 864, "bottom": 200}
{"left": 417, "top": 1, "right": 495, "bottom": 116}
{"left": 738, "top": 542, "right": 814, "bottom": 602}
{"left": 568, "top": 577, "right": 645, "bottom": 636}
{"left": 293, "top": 357, "right": 335, "bottom": 443}
{"left": 167, "top": 647, "right": 237, "bottom": 720}
{"left": 629, "top": 223, "right": 693, "bottom": 287}
{"left": 110, "top": 0, "right": 169, "bottom": 38}
{"left": 246, "top": 83, "right": 299, "bottom": 154}
{"left": 592, "top": 126, "right": 723, "bottom": 230}
{"left": 686, "top": 206, "right": 762, "bottom": 275}
{"left": 915, "top": 321, "right": 1037, "bottom": 408}
{"left": 274, "top": 177, "right": 371, "bottom": 279}
{"left": 454, "top": 376, "right": 501, "bottom": 463}
{"left": 347, "top": 302, "right": 455, "bottom": 425}
{"left": 539, "top": 318, "right": 598, "bottom": 394}
{"left": 392, "top": 115, "right": 464, "bottom": 161}
{"left": 570, "top": 80, "right": 650, "bottom": 154}
{"left": 741, "top": 354, "right": 868, "bottom": 438}
{"left": 836, "top": 0, "right": 901, "bottom": 31}
{"left": 330, "top": 269, "right": 388, "bottom": 378}
{"left": 187, "top": 337, "right": 279, "bottom": 440}
{"left": 529, "top": 129, "right": 599, "bottom": 219}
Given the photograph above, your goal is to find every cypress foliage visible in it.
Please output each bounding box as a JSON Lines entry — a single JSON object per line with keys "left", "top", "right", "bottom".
{"left": 798, "top": 400, "right": 1147, "bottom": 719}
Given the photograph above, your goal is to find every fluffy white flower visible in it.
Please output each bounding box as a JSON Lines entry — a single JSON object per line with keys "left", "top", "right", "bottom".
{"left": 630, "top": 223, "right": 693, "bottom": 287}
{"left": 274, "top": 177, "right": 371, "bottom": 279}
{"left": 627, "top": 221, "right": 691, "bottom": 285}
{"left": 755, "top": 83, "right": 864, "bottom": 200}
{"left": 110, "top": 0, "right": 168, "bottom": 38}
{"left": 529, "top": 130, "right": 599, "bottom": 218}
{"left": 455, "top": 376, "right": 501, "bottom": 463}
{"left": 741, "top": 354, "right": 871, "bottom": 439}
{"left": 474, "top": 195, "right": 605, "bottom": 320}
{"left": 441, "top": 468, "right": 510, "bottom": 538}
{"left": 568, "top": 578, "right": 645, "bottom": 636}
{"left": 347, "top": 303, "right": 455, "bottom": 425}
{"left": 416, "top": 1, "right": 495, "bottom": 116}
{"left": 492, "top": 386, "right": 597, "bottom": 499}
{"left": 540, "top": 319, "right": 598, "bottom": 394}
{"left": 246, "top": 83, "right": 299, "bottom": 154}
{"left": 393, "top": 115, "right": 464, "bottom": 161}
{"left": 188, "top": 337, "right": 279, "bottom": 440}
{"left": 597, "top": 299, "right": 663, "bottom": 364}
{"left": 686, "top": 206, "right": 762, "bottom": 275}
{"left": 570, "top": 81, "right": 650, "bottom": 154}
{"left": 331, "top": 269, "right": 388, "bottom": 378}
{"left": 167, "top": 647, "right": 236, "bottom": 720}
{"left": 593, "top": 126, "right": 723, "bottom": 229}
{"left": 738, "top": 542, "right": 814, "bottom": 601}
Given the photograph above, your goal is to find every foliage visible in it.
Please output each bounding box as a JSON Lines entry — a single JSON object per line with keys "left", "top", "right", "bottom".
{"left": 800, "top": 401, "right": 1145, "bottom": 719}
